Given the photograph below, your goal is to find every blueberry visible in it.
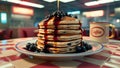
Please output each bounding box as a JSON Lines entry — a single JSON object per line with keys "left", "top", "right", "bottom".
{"left": 83, "top": 42, "right": 92, "bottom": 50}
{"left": 83, "top": 42, "right": 88, "bottom": 47}
{"left": 32, "top": 43, "right": 37, "bottom": 46}
{"left": 25, "top": 43, "right": 38, "bottom": 52}
{"left": 27, "top": 42, "right": 31, "bottom": 45}
{"left": 52, "top": 11, "right": 66, "bottom": 18}
{"left": 87, "top": 44, "right": 92, "bottom": 50}
{"left": 76, "top": 46, "right": 82, "bottom": 53}
{"left": 81, "top": 46, "right": 87, "bottom": 52}
{"left": 26, "top": 43, "right": 31, "bottom": 50}
{"left": 30, "top": 45, "right": 37, "bottom": 52}
{"left": 65, "top": 13, "right": 68, "bottom": 16}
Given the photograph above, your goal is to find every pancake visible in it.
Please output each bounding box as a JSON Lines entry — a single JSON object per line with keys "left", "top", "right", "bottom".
{"left": 36, "top": 42, "right": 77, "bottom": 54}
{"left": 37, "top": 39, "right": 82, "bottom": 47}
{"left": 39, "top": 16, "right": 81, "bottom": 26}
{"left": 48, "top": 46, "right": 76, "bottom": 54}
{"left": 37, "top": 34, "right": 82, "bottom": 41}
{"left": 38, "top": 29, "right": 82, "bottom": 35}
{"left": 36, "top": 11, "right": 83, "bottom": 54}
{"left": 39, "top": 24, "right": 81, "bottom": 30}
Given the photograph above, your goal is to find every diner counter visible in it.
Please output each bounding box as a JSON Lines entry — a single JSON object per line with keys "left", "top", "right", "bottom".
{"left": 0, "top": 37, "right": 120, "bottom": 68}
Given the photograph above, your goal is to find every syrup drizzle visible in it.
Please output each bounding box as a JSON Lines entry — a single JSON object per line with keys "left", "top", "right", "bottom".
{"left": 43, "top": 19, "right": 51, "bottom": 53}
{"left": 53, "top": 17, "right": 61, "bottom": 41}
{"left": 43, "top": 17, "right": 61, "bottom": 52}
{"left": 43, "top": 19, "right": 49, "bottom": 45}
{"left": 43, "top": 17, "right": 61, "bottom": 45}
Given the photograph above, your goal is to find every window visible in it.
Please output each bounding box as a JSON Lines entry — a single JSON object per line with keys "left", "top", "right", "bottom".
{"left": 0, "top": 12, "right": 7, "bottom": 24}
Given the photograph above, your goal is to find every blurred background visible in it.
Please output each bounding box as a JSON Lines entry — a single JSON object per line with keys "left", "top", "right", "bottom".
{"left": 0, "top": 0, "right": 120, "bottom": 40}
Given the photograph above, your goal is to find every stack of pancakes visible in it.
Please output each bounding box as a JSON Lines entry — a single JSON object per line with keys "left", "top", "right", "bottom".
{"left": 37, "top": 16, "right": 82, "bottom": 53}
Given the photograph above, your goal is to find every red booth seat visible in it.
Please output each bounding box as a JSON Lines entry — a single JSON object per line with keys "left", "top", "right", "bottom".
{"left": 3, "top": 29, "right": 13, "bottom": 39}
{"left": 18, "top": 27, "right": 38, "bottom": 38}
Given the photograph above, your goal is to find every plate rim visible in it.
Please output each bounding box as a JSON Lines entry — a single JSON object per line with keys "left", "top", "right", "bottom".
{"left": 15, "top": 39, "right": 104, "bottom": 57}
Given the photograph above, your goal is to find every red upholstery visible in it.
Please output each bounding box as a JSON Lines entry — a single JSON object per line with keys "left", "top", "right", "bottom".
{"left": 18, "top": 27, "right": 37, "bottom": 38}
{"left": 0, "top": 30, "right": 4, "bottom": 40}
{"left": 3, "top": 29, "right": 13, "bottom": 39}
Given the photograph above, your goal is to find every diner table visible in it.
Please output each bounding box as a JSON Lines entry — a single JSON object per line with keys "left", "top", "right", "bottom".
{"left": 0, "top": 37, "right": 120, "bottom": 68}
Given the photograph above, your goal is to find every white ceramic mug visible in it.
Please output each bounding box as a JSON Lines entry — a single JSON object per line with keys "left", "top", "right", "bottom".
{"left": 90, "top": 22, "right": 115, "bottom": 43}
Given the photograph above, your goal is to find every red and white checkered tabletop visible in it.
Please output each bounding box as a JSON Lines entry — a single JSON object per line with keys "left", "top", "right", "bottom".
{"left": 0, "top": 37, "right": 120, "bottom": 68}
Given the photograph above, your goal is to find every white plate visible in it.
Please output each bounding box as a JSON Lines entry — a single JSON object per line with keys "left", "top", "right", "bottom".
{"left": 15, "top": 39, "right": 104, "bottom": 61}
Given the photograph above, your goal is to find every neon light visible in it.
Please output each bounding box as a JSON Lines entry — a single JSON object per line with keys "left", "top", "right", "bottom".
{"left": 85, "top": 0, "right": 115, "bottom": 6}
{"left": 1, "top": 13, "right": 7, "bottom": 24}
{"left": 67, "top": 11, "right": 80, "bottom": 14}
{"left": 12, "top": 6, "right": 34, "bottom": 16}
{"left": 60, "top": 0, "right": 75, "bottom": 3}
{"left": 44, "top": 0, "right": 75, "bottom": 3}
{"left": 2, "top": 0, "right": 44, "bottom": 8}
{"left": 83, "top": 10, "right": 104, "bottom": 17}
{"left": 43, "top": 0, "right": 56, "bottom": 2}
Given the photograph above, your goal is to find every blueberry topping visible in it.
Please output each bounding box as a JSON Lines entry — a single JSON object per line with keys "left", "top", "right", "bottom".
{"left": 25, "top": 42, "right": 41, "bottom": 52}
{"left": 81, "top": 41, "right": 92, "bottom": 50}
{"left": 30, "top": 45, "right": 37, "bottom": 52}
{"left": 87, "top": 44, "right": 92, "bottom": 50}
{"left": 25, "top": 41, "right": 92, "bottom": 53}
{"left": 26, "top": 43, "right": 31, "bottom": 50}
{"left": 81, "top": 46, "right": 86, "bottom": 52}
{"left": 65, "top": 13, "right": 68, "bottom": 16}
{"left": 45, "top": 11, "right": 68, "bottom": 20}
{"left": 76, "top": 46, "right": 82, "bottom": 53}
